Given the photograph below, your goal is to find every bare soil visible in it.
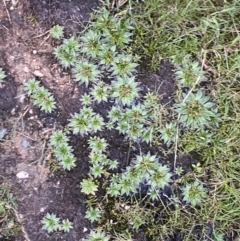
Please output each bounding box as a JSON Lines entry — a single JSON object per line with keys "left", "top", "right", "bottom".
{"left": 0, "top": 1, "right": 197, "bottom": 241}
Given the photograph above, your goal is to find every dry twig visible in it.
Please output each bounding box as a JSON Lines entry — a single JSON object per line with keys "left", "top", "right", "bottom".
{"left": 2, "top": 0, "right": 12, "bottom": 23}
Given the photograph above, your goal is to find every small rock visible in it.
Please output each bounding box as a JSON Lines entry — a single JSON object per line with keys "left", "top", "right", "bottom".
{"left": 40, "top": 207, "right": 46, "bottom": 212}
{"left": 19, "top": 95, "right": 25, "bottom": 103}
{"left": 21, "top": 137, "right": 30, "bottom": 149}
{"left": 11, "top": 108, "right": 16, "bottom": 115}
{"left": 33, "top": 70, "right": 44, "bottom": 77}
{"left": 23, "top": 66, "right": 29, "bottom": 73}
{"left": 124, "top": 205, "right": 131, "bottom": 210}
{"left": 83, "top": 227, "right": 88, "bottom": 233}
{"left": 33, "top": 50, "right": 37, "bottom": 55}
{"left": 11, "top": 0, "right": 18, "bottom": 6}
{"left": 0, "top": 128, "right": 7, "bottom": 140}
{"left": 16, "top": 171, "right": 29, "bottom": 179}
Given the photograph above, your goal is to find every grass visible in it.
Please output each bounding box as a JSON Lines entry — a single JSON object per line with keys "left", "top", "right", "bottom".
{"left": 0, "top": 182, "right": 20, "bottom": 239}
{"left": 127, "top": 0, "right": 240, "bottom": 239}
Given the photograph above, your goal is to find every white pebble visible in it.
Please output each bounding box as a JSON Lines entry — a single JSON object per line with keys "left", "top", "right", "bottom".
{"left": 16, "top": 171, "right": 29, "bottom": 179}
{"left": 33, "top": 70, "right": 44, "bottom": 77}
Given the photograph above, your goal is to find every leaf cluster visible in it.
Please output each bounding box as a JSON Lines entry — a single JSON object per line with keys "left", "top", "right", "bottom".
{"left": 68, "top": 107, "right": 105, "bottom": 135}
{"left": 83, "top": 230, "right": 109, "bottom": 241}
{"left": 24, "top": 78, "right": 56, "bottom": 113}
{"left": 50, "top": 130, "right": 76, "bottom": 170}
{"left": 41, "top": 213, "right": 73, "bottom": 233}
{"left": 50, "top": 25, "right": 64, "bottom": 40}
{"left": 48, "top": 2, "right": 231, "bottom": 240}
{"left": 106, "top": 152, "right": 172, "bottom": 198}
{"left": 175, "top": 90, "right": 220, "bottom": 130}
{"left": 80, "top": 135, "right": 118, "bottom": 196}
{"left": 52, "top": 6, "right": 138, "bottom": 91}
{"left": 182, "top": 181, "right": 207, "bottom": 206}
{"left": 54, "top": 36, "right": 80, "bottom": 68}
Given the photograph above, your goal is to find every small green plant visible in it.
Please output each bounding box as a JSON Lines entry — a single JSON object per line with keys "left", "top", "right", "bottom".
{"left": 68, "top": 108, "right": 105, "bottom": 135}
{"left": 85, "top": 207, "right": 102, "bottom": 223}
{"left": 174, "top": 55, "right": 206, "bottom": 88}
{"left": 84, "top": 230, "right": 110, "bottom": 241}
{"left": 131, "top": 215, "right": 145, "bottom": 230}
{"left": 41, "top": 213, "right": 60, "bottom": 233}
{"left": 111, "top": 76, "right": 141, "bottom": 106}
{"left": 80, "top": 93, "right": 92, "bottom": 105}
{"left": 175, "top": 90, "right": 220, "bottom": 129}
{"left": 50, "top": 130, "right": 76, "bottom": 170}
{"left": 182, "top": 181, "right": 207, "bottom": 206}
{"left": 73, "top": 60, "right": 101, "bottom": 87}
{"left": 80, "top": 178, "right": 98, "bottom": 195}
{"left": 159, "top": 122, "right": 177, "bottom": 146}
{"left": 24, "top": 78, "right": 56, "bottom": 113}
{"left": 80, "top": 30, "right": 102, "bottom": 58}
{"left": 0, "top": 67, "right": 6, "bottom": 87}
{"left": 60, "top": 219, "right": 73, "bottom": 233}
{"left": 41, "top": 213, "right": 73, "bottom": 233}
{"left": 50, "top": 25, "right": 64, "bottom": 39}
{"left": 90, "top": 81, "right": 109, "bottom": 103}
{"left": 110, "top": 54, "right": 138, "bottom": 77}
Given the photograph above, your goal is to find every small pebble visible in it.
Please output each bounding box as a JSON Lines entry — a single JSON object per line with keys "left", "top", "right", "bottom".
{"left": 0, "top": 128, "right": 7, "bottom": 139}
{"left": 21, "top": 137, "right": 30, "bottom": 149}
{"left": 16, "top": 171, "right": 29, "bottom": 179}
{"left": 33, "top": 70, "right": 44, "bottom": 77}
{"left": 19, "top": 95, "right": 25, "bottom": 103}
{"left": 83, "top": 227, "right": 88, "bottom": 233}
{"left": 40, "top": 207, "right": 46, "bottom": 212}
{"left": 11, "top": 108, "right": 15, "bottom": 115}
{"left": 32, "top": 50, "right": 37, "bottom": 55}
{"left": 23, "top": 66, "right": 29, "bottom": 72}
{"left": 11, "top": 0, "right": 18, "bottom": 6}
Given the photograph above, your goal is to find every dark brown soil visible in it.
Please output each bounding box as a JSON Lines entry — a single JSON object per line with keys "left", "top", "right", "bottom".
{"left": 0, "top": 1, "right": 196, "bottom": 241}
{"left": 0, "top": 1, "right": 98, "bottom": 240}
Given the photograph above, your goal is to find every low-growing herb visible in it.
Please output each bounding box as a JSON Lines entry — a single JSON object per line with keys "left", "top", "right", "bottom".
{"left": 50, "top": 25, "right": 64, "bottom": 39}
{"left": 24, "top": 78, "right": 56, "bottom": 113}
